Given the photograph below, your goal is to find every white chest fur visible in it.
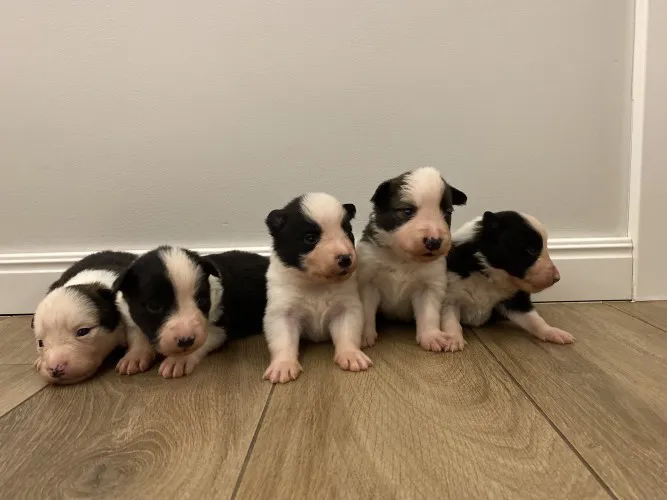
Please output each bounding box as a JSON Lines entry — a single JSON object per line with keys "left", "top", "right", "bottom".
{"left": 357, "top": 242, "right": 447, "bottom": 321}
{"left": 445, "top": 271, "right": 516, "bottom": 327}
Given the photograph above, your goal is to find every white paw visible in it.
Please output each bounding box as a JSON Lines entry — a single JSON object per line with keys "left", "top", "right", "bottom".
{"left": 334, "top": 349, "right": 373, "bottom": 372}
{"left": 537, "top": 327, "right": 575, "bottom": 345}
{"left": 116, "top": 349, "right": 155, "bottom": 375}
{"left": 442, "top": 330, "right": 467, "bottom": 352}
{"left": 417, "top": 329, "right": 451, "bottom": 352}
{"left": 158, "top": 354, "right": 201, "bottom": 379}
{"left": 263, "top": 359, "right": 302, "bottom": 384}
{"left": 361, "top": 329, "right": 378, "bottom": 348}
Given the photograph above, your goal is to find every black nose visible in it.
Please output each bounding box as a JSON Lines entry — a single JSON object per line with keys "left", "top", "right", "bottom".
{"left": 423, "top": 237, "right": 442, "bottom": 251}
{"left": 337, "top": 254, "right": 352, "bottom": 269}
{"left": 50, "top": 367, "right": 64, "bottom": 378}
{"left": 177, "top": 336, "right": 195, "bottom": 349}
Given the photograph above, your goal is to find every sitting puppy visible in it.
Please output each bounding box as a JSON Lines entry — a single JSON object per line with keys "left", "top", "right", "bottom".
{"left": 115, "top": 247, "right": 268, "bottom": 378}
{"left": 442, "top": 211, "right": 574, "bottom": 347}
{"left": 357, "top": 167, "right": 467, "bottom": 351}
{"left": 32, "top": 251, "right": 135, "bottom": 384}
{"left": 263, "top": 192, "right": 372, "bottom": 384}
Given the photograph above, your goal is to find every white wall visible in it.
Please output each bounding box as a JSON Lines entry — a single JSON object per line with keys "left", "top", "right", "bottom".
{"left": 0, "top": 1, "right": 635, "bottom": 311}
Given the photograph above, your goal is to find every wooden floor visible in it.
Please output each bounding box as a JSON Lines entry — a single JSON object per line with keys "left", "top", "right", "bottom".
{"left": 1, "top": 303, "right": 666, "bottom": 499}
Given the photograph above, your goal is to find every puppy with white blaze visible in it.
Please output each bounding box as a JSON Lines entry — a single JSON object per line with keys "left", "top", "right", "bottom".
{"left": 263, "top": 192, "right": 372, "bottom": 384}
{"left": 356, "top": 167, "right": 467, "bottom": 351}
{"left": 115, "top": 246, "right": 269, "bottom": 378}
{"left": 442, "top": 211, "right": 574, "bottom": 346}
{"left": 32, "top": 251, "right": 135, "bottom": 384}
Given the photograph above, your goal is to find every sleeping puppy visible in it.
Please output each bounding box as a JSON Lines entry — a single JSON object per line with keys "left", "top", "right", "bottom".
{"left": 263, "top": 192, "right": 372, "bottom": 384}
{"left": 442, "top": 211, "right": 574, "bottom": 347}
{"left": 115, "top": 246, "right": 268, "bottom": 378}
{"left": 32, "top": 251, "right": 135, "bottom": 384}
{"left": 356, "top": 167, "right": 467, "bottom": 352}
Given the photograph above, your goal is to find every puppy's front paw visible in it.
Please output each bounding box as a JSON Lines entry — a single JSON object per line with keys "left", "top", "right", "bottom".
{"left": 159, "top": 355, "right": 201, "bottom": 379}
{"left": 442, "top": 330, "right": 467, "bottom": 352}
{"left": 334, "top": 349, "right": 373, "bottom": 372}
{"left": 116, "top": 349, "right": 155, "bottom": 375}
{"left": 537, "top": 327, "right": 575, "bottom": 345}
{"left": 263, "top": 359, "right": 302, "bottom": 384}
{"left": 361, "top": 329, "right": 378, "bottom": 348}
{"left": 417, "top": 330, "right": 450, "bottom": 352}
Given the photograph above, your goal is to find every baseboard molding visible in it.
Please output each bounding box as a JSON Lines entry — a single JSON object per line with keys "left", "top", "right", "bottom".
{"left": 0, "top": 237, "right": 633, "bottom": 314}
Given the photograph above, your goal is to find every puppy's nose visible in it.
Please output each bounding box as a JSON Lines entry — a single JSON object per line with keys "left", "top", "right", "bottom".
{"left": 553, "top": 271, "right": 561, "bottom": 283}
{"left": 49, "top": 364, "right": 66, "bottom": 378}
{"left": 337, "top": 254, "right": 352, "bottom": 269}
{"left": 423, "top": 237, "right": 442, "bottom": 251}
{"left": 177, "top": 336, "right": 196, "bottom": 349}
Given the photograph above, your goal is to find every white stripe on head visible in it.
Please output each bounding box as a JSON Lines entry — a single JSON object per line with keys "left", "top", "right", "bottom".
{"left": 160, "top": 247, "right": 203, "bottom": 309}
{"left": 301, "top": 192, "right": 346, "bottom": 227}
{"left": 64, "top": 269, "right": 118, "bottom": 289}
{"left": 401, "top": 167, "right": 445, "bottom": 206}
{"left": 452, "top": 216, "right": 483, "bottom": 244}
{"left": 520, "top": 213, "right": 548, "bottom": 241}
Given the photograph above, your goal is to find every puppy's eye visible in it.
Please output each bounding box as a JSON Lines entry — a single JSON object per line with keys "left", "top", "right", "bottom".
{"left": 146, "top": 300, "right": 163, "bottom": 314}
{"left": 401, "top": 208, "right": 415, "bottom": 218}
{"left": 526, "top": 247, "right": 540, "bottom": 257}
{"left": 37, "top": 340, "right": 44, "bottom": 348}
{"left": 304, "top": 233, "right": 319, "bottom": 245}
{"left": 76, "top": 327, "right": 92, "bottom": 337}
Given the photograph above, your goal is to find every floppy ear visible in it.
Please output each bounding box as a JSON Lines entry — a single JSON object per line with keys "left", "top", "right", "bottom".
{"left": 96, "top": 287, "right": 117, "bottom": 303}
{"left": 450, "top": 185, "right": 467, "bottom": 206}
{"left": 342, "top": 203, "right": 356, "bottom": 220}
{"left": 482, "top": 211, "right": 502, "bottom": 234}
{"left": 265, "top": 209, "right": 287, "bottom": 238}
{"left": 199, "top": 256, "right": 220, "bottom": 278}
{"left": 370, "top": 180, "right": 393, "bottom": 210}
{"left": 113, "top": 266, "right": 133, "bottom": 294}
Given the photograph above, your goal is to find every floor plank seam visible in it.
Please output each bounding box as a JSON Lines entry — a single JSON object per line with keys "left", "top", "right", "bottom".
{"left": 230, "top": 384, "right": 275, "bottom": 500}
{"left": 1, "top": 382, "right": 48, "bottom": 419}
{"left": 606, "top": 303, "right": 667, "bottom": 333}
{"left": 471, "top": 328, "right": 619, "bottom": 500}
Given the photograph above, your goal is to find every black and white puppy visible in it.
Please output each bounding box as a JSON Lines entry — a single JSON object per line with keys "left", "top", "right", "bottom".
{"left": 442, "top": 211, "right": 574, "bottom": 346}
{"left": 263, "top": 192, "right": 372, "bottom": 384}
{"left": 32, "top": 251, "right": 135, "bottom": 384}
{"left": 356, "top": 166, "right": 467, "bottom": 351}
{"left": 115, "top": 246, "right": 268, "bottom": 378}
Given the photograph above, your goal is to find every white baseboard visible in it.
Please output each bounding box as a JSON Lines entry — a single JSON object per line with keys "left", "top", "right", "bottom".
{"left": 0, "top": 237, "right": 633, "bottom": 314}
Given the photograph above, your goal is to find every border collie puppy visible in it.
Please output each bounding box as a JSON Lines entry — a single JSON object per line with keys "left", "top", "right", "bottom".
{"left": 263, "top": 193, "right": 372, "bottom": 384}
{"left": 356, "top": 167, "right": 467, "bottom": 351}
{"left": 115, "top": 246, "right": 268, "bottom": 378}
{"left": 32, "top": 251, "right": 135, "bottom": 384}
{"left": 442, "top": 211, "right": 574, "bottom": 347}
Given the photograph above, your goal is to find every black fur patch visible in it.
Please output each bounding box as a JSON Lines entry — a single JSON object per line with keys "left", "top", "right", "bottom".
{"left": 500, "top": 291, "right": 534, "bottom": 314}
{"left": 266, "top": 196, "right": 355, "bottom": 270}
{"left": 69, "top": 284, "right": 122, "bottom": 331}
{"left": 204, "top": 251, "right": 269, "bottom": 338}
{"left": 48, "top": 251, "right": 136, "bottom": 292}
{"left": 114, "top": 246, "right": 214, "bottom": 344}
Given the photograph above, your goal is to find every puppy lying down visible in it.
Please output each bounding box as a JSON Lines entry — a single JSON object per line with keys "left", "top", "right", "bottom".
{"left": 32, "top": 251, "right": 135, "bottom": 384}
{"left": 442, "top": 211, "right": 574, "bottom": 349}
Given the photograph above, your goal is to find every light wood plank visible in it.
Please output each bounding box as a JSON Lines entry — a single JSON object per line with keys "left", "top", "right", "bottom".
{"left": 475, "top": 303, "right": 667, "bottom": 500}
{"left": 0, "top": 316, "right": 36, "bottom": 365}
{"left": 236, "top": 328, "right": 608, "bottom": 499}
{"left": 0, "top": 365, "right": 47, "bottom": 417}
{"left": 610, "top": 300, "right": 667, "bottom": 332}
{"left": 0, "top": 336, "right": 271, "bottom": 499}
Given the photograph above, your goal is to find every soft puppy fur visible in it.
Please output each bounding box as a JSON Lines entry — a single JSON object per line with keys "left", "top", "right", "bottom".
{"left": 263, "top": 192, "right": 372, "bottom": 384}
{"left": 115, "top": 246, "right": 268, "bottom": 378}
{"left": 356, "top": 166, "right": 467, "bottom": 351}
{"left": 32, "top": 251, "right": 135, "bottom": 384}
{"left": 442, "top": 211, "right": 574, "bottom": 347}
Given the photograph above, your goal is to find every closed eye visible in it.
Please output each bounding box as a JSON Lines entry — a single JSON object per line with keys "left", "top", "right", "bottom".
{"left": 526, "top": 247, "right": 540, "bottom": 257}
{"left": 146, "top": 300, "right": 164, "bottom": 314}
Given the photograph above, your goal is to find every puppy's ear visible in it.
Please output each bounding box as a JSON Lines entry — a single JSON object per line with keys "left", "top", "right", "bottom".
{"left": 265, "top": 209, "right": 287, "bottom": 237}
{"left": 96, "top": 287, "right": 117, "bottom": 303}
{"left": 342, "top": 203, "right": 356, "bottom": 220}
{"left": 450, "top": 185, "right": 467, "bottom": 206}
{"left": 199, "top": 256, "right": 220, "bottom": 278}
{"left": 482, "top": 211, "right": 502, "bottom": 234}
{"left": 370, "top": 180, "right": 393, "bottom": 210}
{"left": 113, "top": 266, "right": 134, "bottom": 294}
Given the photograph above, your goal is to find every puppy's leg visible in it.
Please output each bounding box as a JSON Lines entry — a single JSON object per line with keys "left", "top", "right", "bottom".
{"left": 263, "top": 311, "right": 302, "bottom": 384}
{"left": 359, "top": 285, "right": 381, "bottom": 348}
{"left": 330, "top": 304, "right": 373, "bottom": 372}
{"left": 159, "top": 326, "right": 228, "bottom": 378}
{"left": 116, "top": 326, "right": 156, "bottom": 375}
{"left": 440, "top": 304, "right": 466, "bottom": 352}
{"left": 412, "top": 287, "right": 448, "bottom": 352}
{"left": 506, "top": 310, "right": 575, "bottom": 344}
